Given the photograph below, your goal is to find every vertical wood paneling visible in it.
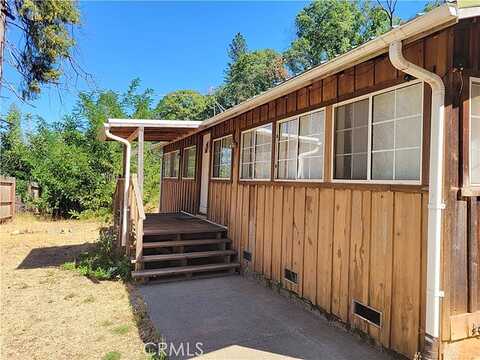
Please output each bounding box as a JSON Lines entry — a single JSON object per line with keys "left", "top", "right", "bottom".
{"left": 391, "top": 192, "right": 422, "bottom": 358}
{"left": 263, "top": 185, "right": 274, "bottom": 278}
{"left": 369, "top": 191, "right": 394, "bottom": 348}
{"left": 349, "top": 190, "right": 371, "bottom": 332}
{"left": 242, "top": 185, "right": 250, "bottom": 266}
{"left": 332, "top": 189, "right": 352, "bottom": 322}
{"left": 292, "top": 187, "right": 306, "bottom": 295}
{"left": 317, "top": 188, "right": 335, "bottom": 312}
{"left": 281, "top": 186, "right": 294, "bottom": 288}
{"left": 272, "top": 186, "right": 284, "bottom": 282}
{"left": 255, "top": 186, "right": 265, "bottom": 273}
{"left": 303, "top": 188, "right": 319, "bottom": 303}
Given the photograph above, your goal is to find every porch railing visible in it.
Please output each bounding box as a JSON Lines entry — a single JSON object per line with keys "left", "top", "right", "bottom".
{"left": 113, "top": 174, "right": 145, "bottom": 270}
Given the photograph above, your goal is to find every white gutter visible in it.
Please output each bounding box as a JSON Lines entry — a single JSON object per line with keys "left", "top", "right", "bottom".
{"left": 389, "top": 41, "right": 445, "bottom": 345}
{"left": 104, "top": 125, "right": 131, "bottom": 247}
{"left": 199, "top": 4, "right": 457, "bottom": 130}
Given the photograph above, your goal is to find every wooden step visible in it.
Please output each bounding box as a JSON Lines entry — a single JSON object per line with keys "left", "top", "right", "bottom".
{"left": 143, "top": 238, "right": 230, "bottom": 249}
{"left": 132, "top": 262, "right": 240, "bottom": 278}
{"left": 141, "top": 250, "right": 235, "bottom": 262}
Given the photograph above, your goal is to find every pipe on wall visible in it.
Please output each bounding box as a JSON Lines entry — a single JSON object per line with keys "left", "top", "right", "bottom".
{"left": 104, "top": 126, "right": 131, "bottom": 247}
{"left": 389, "top": 41, "right": 446, "bottom": 359}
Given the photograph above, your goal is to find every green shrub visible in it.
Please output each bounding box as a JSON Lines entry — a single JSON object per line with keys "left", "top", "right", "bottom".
{"left": 62, "top": 228, "right": 131, "bottom": 281}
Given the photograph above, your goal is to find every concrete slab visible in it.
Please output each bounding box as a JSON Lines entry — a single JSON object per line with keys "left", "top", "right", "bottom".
{"left": 139, "top": 276, "right": 393, "bottom": 360}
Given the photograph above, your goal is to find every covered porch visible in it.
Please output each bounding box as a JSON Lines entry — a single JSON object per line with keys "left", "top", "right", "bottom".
{"left": 100, "top": 119, "right": 239, "bottom": 280}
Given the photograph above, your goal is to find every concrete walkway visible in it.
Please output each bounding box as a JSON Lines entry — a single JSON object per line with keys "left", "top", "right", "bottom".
{"left": 139, "top": 276, "right": 393, "bottom": 360}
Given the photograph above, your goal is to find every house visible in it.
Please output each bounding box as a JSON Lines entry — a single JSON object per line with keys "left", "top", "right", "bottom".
{"left": 100, "top": 3, "right": 480, "bottom": 359}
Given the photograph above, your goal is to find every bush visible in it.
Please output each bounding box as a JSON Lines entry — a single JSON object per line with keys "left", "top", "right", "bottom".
{"left": 63, "top": 228, "right": 131, "bottom": 281}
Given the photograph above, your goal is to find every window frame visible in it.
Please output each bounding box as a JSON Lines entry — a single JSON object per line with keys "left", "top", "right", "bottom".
{"left": 239, "top": 123, "right": 273, "bottom": 182}
{"left": 163, "top": 150, "right": 180, "bottom": 179}
{"left": 469, "top": 77, "right": 480, "bottom": 188}
{"left": 182, "top": 145, "right": 197, "bottom": 180}
{"left": 331, "top": 80, "right": 424, "bottom": 185}
{"left": 274, "top": 107, "right": 326, "bottom": 183}
{"left": 211, "top": 134, "right": 234, "bottom": 181}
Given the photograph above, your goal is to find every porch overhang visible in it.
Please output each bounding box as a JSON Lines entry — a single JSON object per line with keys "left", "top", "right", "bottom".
{"left": 99, "top": 118, "right": 202, "bottom": 143}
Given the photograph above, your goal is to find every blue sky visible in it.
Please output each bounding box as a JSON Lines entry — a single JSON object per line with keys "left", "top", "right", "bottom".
{"left": 1, "top": 1, "right": 429, "bottom": 123}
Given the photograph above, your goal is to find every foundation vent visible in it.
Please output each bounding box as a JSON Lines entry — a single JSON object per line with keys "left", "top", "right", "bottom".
{"left": 352, "top": 300, "right": 382, "bottom": 327}
{"left": 284, "top": 269, "right": 298, "bottom": 284}
{"left": 243, "top": 251, "right": 252, "bottom": 261}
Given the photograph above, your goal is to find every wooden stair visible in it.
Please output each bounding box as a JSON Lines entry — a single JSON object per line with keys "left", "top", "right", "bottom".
{"left": 132, "top": 213, "right": 239, "bottom": 282}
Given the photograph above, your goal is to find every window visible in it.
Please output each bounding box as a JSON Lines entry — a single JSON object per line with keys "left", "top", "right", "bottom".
{"left": 333, "top": 82, "right": 423, "bottom": 182}
{"left": 212, "top": 135, "right": 233, "bottom": 179}
{"left": 276, "top": 109, "right": 325, "bottom": 180}
{"left": 182, "top": 146, "right": 196, "bottom": 179}
{"left": 334, "top": 99, "right": 369, "bottom": 180}
{"left": 371, "top": 83, "right": 423, "bottom": 181}
{"left": 471, "top": 79, "right": 480, "bottom": 185}
{"left": 163, "top": 150, "right": 179, "bottom": 178}
{"left": 240, "top": 123, "right": 272, "bottom": 180}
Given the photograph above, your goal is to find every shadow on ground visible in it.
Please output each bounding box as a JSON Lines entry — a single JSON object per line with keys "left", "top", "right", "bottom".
{"left": 16, "top": 243, "right": 94, "bottom": 269}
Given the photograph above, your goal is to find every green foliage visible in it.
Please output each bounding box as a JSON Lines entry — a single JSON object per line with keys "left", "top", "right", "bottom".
{"left": 154, "top": 90, "right": 212, "bottom": 121}
{"left": 217, "top": 48, "right": 287, "bottom": 108}
{"left": 283, "top": 0, "right": 391, "bottom": 74}
{"left": 62, "top": 228, "right": 131, "bottom": 281}
{"left": 7, "top": 0, "right": 81, "bottom": 100}
{"left": 102, "top": 351, "right": 122, "bottom": 360}
{"left": 423, "top": 0, "right": 445, "bottom": 12}
{"left": 228, "top": 32, "right": 248, "bottom": 63}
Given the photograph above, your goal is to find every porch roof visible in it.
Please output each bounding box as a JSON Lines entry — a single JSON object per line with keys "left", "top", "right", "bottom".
{"left": 99, "top": 118, "right": 202, "bottom": 142}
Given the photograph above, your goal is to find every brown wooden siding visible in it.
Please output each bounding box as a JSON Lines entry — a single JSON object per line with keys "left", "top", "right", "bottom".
{"left": 159, "top": 19, "right": 480, "bottom": 359}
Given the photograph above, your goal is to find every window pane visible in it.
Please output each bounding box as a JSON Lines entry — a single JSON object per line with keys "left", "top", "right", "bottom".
{"left": 373, "top": 91, "right": 395, "bottom": 123}
{"left": 298, "top": 110, "right": 325, "bottom": 180}
{"left": 395, "top": 149, "right": 420, "bottom": 180}
{"left": 335, "top": 155, "right": 351, "bottom": 179}
{"left": 396, "top": 83, "right": 423, "bottom": 118}
{"left": 372, "top": 122, "right": 394, "bottom": 151}
{"left": 334, "top": 99, "right": 368, "bottom": 180}
{"left": 372, "top": 83, "right": 422, "bottom": 181}
{"left": 472, "top": 115, "right": 480, "bottom": 184}
{"left": 395, "top": 116, "right": 422, "bottom": 149}
{"left": 472, "top": 83, "right": 480, "bottom": 116}
{"left": 352, "top": 153, "right": 368, "bottom": 180}
{"left": 372, "top": 151, "right": 394, "bottom": 180}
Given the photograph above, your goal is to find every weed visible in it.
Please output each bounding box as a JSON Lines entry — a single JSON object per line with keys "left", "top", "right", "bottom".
{"left": 62, "top": 228, "right": 131, "bottom": 281}
{"left": 111, "top": 324, "right": 130, "bottom": 335}
{"left": 102, "top": 351, "right": 121, "bottom": 360}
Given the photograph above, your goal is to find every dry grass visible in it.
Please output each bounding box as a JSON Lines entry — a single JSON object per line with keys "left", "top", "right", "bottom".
{"left": 0, "top": 214, "right": 156, "bottom": 360}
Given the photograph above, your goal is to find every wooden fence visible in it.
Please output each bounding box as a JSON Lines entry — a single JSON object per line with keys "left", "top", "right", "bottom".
{"left": 0, "top": 176, "right": 15, "bottom": 222}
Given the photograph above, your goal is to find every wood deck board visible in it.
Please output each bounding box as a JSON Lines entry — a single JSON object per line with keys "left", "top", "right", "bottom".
{"left": 132, "top": 262, "right": 240, "bottom": 277}
{"left": 143, "top": 238, "right": 230, "bottom": 249}
{"left": 141, "top": 250, "right": 235, "bottom": 262}
{"left": 143, "top": 212, "right": 226, "bottom": 236}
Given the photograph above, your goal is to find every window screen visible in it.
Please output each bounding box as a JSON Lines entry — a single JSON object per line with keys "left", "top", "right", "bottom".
{"left": 276, "top": 109, "right": 325, "bottom": 180}
{"left": 163, "top": 151, "right": 179, "bottom": 178}
{"left": 241, "top": 124, "right": 272, "bottom": 180}
{"left": 334, "top": 99, "right": 369, "bottom": 180}
{"left": 471, "top": 81, "right": 480, "bottom": 184}
{"left": 372, "top": 83, "right": 422, "bottom": 181}
{"left": 212, "top": 136, "right": 233, "bottom": 179}
{"left": 183, "top": 146, "right": 196, "bottom": 179}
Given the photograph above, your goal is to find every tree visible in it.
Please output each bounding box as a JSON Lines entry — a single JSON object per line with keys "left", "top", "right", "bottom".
{"left": 155, "top": 90, "right": 212, "bottom": 121}
{"left": 283, "top": 0, "right": 391, "bottom": 75}
{"left": 1, "top": 0, "right": 84, "bottom": 100}
{"left": 423, "top": 0, "right": 445, "bottom": 12}
{"left": 217, "top": 49, "right": 287, "bottom": 108}
{"left": 228, "top": 32, "right": 248, "bottom": 63}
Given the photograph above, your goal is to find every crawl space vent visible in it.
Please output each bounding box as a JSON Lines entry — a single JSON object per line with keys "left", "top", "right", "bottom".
{"left": 284, "top": 269, "right": 298, "bottom": 284}
{"left": 353, "top": 301, "right": 382, "bottom": 327}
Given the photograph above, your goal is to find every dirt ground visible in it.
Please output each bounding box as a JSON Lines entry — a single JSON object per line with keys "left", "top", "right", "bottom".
{"left": 0, "top": 214, "right": 154, "bottom": 360}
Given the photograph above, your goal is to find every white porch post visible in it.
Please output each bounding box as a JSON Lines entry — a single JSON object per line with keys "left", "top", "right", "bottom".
{"left": 138, "top": 126, "right": 144, "bottom": 197}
